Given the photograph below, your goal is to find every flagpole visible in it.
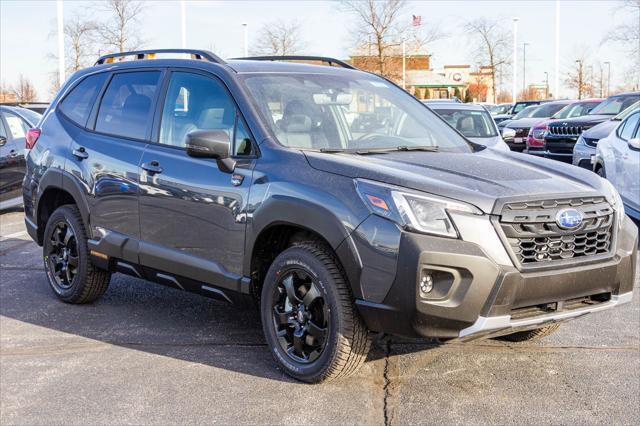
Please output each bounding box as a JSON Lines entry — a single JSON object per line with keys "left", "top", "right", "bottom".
{"left": 402, "top": 38, "right": 406, "bottom": 90}
{"left": 180, "top": 0, "right": 186, "bottom": 48}
{"left": 554, "top": 0, "right": 560, "bottom": 99}
{"left": 512, "top": 17, "right": 519, "bottom": 103}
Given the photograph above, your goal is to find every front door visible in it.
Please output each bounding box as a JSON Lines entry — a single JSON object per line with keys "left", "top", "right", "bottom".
{"left": 0, "top": 111, "right": 27, "bottom": 208}
{"left": 138, "top": 71, "right": 255, "bottom": 293}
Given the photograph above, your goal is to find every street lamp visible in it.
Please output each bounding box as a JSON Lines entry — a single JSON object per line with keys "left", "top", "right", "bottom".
{"left": 575, "top": 59, "right": 584, "bottom": 99}
{"left": 604, "top": 61, "right": 611, "bottom": 97}
{"left": 522, "top": 42, "right": 529, "bottom": 94}
{"left": 512, "top": 17, "right": 519, "bottom": 103}
{"left": 241, "top": 23, "right": 248, "bottom": 57}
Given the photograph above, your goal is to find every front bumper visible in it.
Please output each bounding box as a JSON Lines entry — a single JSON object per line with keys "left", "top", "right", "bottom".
{"left": 354, "top": 215, "right": 638, "bottom": 340}
{"left": 572, "top": 140, "right": 596, "bottom": 169}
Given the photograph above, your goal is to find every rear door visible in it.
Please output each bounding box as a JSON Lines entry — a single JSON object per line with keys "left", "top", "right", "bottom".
{"left": 62, "top": 70, "right": 163, "bottom": 260}
{"left": 622, "top": 113, "right": 640, "bottom": 210}
{"left": 138, "top": 70, "right": 256, "bottom": 292}
{"left": 613, "top": 112, "right": 639, "bottom": 206}
{"left": 0, "top": 110, "right": 29, "bottom": 207}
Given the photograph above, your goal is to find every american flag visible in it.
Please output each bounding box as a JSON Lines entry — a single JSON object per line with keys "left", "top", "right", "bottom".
{"left": 412, "top": 15, "right": 422, "bottom": 27}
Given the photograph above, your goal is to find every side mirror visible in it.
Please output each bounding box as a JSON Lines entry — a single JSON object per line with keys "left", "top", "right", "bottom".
{"left": 0, "top": 136, "right": 6, "bottom": 147}
{"left": 629, "top": 138, "right": 640, "bottom": 150}
{"left": 501, "top": 128, "right": 516, "bottom": 141}
{"left": 185, "top": 130, "right": 235, "bottom": 173}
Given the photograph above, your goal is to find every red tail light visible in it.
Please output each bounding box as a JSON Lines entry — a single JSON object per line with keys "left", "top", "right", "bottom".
{"left": 527, "top": 125, "right": 548, "bottom": 148}
{"left": 26, "top": 128, "right": 41, "bottom": 149}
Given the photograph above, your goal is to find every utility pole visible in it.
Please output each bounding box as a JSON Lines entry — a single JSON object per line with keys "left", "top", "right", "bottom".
{"left": 554, "top": 0, "right": 560, "bottom": 99}
{"left": 402, "top": 38, "right": 406, "bottom": 90}
{"left": 241, "top": 23, "right": 248, "bottom": 57}
{"left": 522, "top": 42, "right": 529, "bottom": 95}
{"left": 57, "top": 0, "right": 65, "bottom": 86}
{"left": 604, "top": 61, "right": 611, "bottom": 97}
{"left": 512, "top": 17, "right": 519, "bottom": 103}
{"left": 599, "top": 65, "right": 604, "bottom": 98}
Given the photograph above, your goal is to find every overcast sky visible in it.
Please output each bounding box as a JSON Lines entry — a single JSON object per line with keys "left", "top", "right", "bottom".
{"left": 0, "top": 0, "right": 634, "bottom": 101}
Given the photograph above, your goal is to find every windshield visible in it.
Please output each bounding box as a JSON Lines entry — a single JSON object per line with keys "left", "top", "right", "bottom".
{"left": 553, "top": 101, "right": 601, "bottom": 119}
{"left": 490, "top": 104, "right": 511, "bottom": 115}
{"left": 512, "top": 105, "right": 538, "bottom": 119}
{"left": 530, "top": 102, "right": 568, "bottom": 118}
{"left": 614, "top": 101, "right": 640, "bottom": 120}
{"left": 243, "top": 73, "right": 473, "bottom": 152}
{"left": 590, "top": 95, "right": 640, "bottom": 115}
{"left": 432, "top": 108, "right": 498, "bottom": 138}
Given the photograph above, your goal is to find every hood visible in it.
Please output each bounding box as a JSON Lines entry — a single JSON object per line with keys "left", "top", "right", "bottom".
{"left": 505, "top": 117, "right": 547, "bottom": 129}
{"left": 303, "top": 149, "right": 606, "bottom": 213}
{"left": 581, "top": 119, "right": 618, "bottom": 139}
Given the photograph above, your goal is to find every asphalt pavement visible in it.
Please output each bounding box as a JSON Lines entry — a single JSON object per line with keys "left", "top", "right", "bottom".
{"left": 1, "top": 210, "right": 639, "bottom": 425}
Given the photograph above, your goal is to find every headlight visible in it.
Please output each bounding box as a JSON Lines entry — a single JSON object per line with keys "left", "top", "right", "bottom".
{"left": 355, "top": 179, "right": 483, "bottom": 238}
{"left": 601, "top": 178, "right": 625, "bottom": 229}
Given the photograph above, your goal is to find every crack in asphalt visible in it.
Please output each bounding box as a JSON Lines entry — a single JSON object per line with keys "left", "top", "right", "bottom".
{"left": 382, "top": 340, "right": 391, "bottom": 426}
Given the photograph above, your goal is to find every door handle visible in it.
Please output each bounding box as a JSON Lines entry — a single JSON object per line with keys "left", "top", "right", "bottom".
{"left": 8, "top": 149, "right": 19, "bottom": 158}
{"left": 141, "top": 160, "right": 163, "bottom": 174}
{"left": 72, "top": 147, "right": 89, "bottom": 160}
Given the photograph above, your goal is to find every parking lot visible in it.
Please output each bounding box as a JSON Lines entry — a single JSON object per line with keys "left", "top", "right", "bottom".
{"left": 1, "top": 209, "right": 639, "bottom": 425}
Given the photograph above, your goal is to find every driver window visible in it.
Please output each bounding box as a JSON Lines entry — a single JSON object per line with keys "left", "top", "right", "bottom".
{"left": 160, "top": 72, "right": 252, "bottom": 155}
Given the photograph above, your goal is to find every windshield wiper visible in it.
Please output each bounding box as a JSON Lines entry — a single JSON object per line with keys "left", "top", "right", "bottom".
{"left": 355, "top": 145, "right": 439, "bottom": 155}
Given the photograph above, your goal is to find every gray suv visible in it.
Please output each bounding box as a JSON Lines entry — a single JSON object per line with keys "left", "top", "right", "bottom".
{"left": 22, "top": 50, "right": 637, "bottom": 382}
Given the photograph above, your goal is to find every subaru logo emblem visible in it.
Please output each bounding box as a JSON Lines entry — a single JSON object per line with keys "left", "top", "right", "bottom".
{"left": 556, "top": 208, "right": 583, "bottom": 230}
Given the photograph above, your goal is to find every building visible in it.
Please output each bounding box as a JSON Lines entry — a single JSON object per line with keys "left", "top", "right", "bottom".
{"left": 348, "top": 54, "right": 496, "bottom": 103}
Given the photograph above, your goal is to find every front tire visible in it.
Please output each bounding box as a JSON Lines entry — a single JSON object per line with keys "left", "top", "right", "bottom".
{"left": 261, "top": 242, "right": 371, "bottom": 383}
{"left": 42, "top": 205, "right": 111, "bottom": 303}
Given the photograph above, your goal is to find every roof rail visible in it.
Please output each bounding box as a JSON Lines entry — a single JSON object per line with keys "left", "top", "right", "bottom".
{"left": 95, "top": 49, "right": 225, "bottom": 66}
{"left": 232, "top": 55, "right": 356, "bottom": 70}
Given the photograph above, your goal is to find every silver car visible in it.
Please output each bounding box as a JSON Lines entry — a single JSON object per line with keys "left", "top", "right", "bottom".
{"left": 573, "top": 101, "right": 640, "bottom": 169}
{"left": 429, "top": 103, "right": 510, "bottom": 152}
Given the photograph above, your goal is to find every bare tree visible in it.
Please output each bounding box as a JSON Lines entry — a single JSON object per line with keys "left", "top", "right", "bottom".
{"left": 11, "top": 75, "right": 38, "bottom": 102}
{"left": 565, "top": 54, "right": 594, "bottom": 99}
{"left": 95, "top": 0, "right": 145, "bottom": 53}
{"left": 464, "top": 17, "right": 511, "bottom": 104}
{"left": 604, "top": 0, "right": 640, "bottom": 89}
{"left": 343, "top": 0, "right": 442, "bottom": 78}
{"left": 65, "top": 15, "right": 98, "bottom": 72}
{"left": 251, "top": 20, "right": 306, "bottom": 56}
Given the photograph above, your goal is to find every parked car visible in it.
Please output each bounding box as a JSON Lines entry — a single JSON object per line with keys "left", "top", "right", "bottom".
{"left": 501, "top": 100, "right": 572, "bottom": 151}
{"left": 23, "top": 49, "right": 637, "bottom": 383}
{"left": 573, "top": 101, "right": 640, "bottom": 169}
{"left": 593, "top": 109, "right": 640, "bottom": 221}
{"left": 489, "top": 103, "right": 512, "bottom": 116}
{"left": 526, "top": 99, "right": 604, "bottom": 155}
{"left": 0, "top": 105, "right": 41, "bottom": 210}
{"left": 497, "top": 104, "right": 539, "bottom": 131}
{"left": 542, "top": 92, "right": 640, "bottom": 163}
{"left": 421, "top": 98, "right": 462, "bottom": 105}
{"left": 493, "top": 100, "right": 545, "bottom": 124}
{"left": 0, "top": 102, "right": 49, "bottom": 114}
{"left": 428, "top": 103, "right": 510, "bottom": 152}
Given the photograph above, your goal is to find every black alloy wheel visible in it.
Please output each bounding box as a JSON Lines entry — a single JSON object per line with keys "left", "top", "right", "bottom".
{"left": 46, "top": 221, "right": 80, "bottom": 289}
{"left": 272, "top": 268, "right": 329, "bottom": 363}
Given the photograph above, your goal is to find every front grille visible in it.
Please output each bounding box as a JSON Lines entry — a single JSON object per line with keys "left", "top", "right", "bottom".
{"left": 583, "top": 137, "right": 599, "bottom": 147}
{"left": 548, "top": 124, "right": 587, "bottom": 137}
{"left": 514, "top": 128, "right": 530, "bottom": 137}
{"left": 500, "top": 197, "right": 614, "bottom": 266}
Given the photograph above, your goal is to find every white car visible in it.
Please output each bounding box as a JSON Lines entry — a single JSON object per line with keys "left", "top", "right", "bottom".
{"left": 428, "top": 103, "right": 510, "bottom": 152}
{"left": 594, "top": 109, "right": 640, "bottom": 221}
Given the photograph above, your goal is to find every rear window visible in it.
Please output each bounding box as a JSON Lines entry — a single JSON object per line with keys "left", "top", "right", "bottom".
{"left": 590, "top": 95, "right": 640, "bottom": 115}
{"left": 59, "top": 73, "right": 108, "bottom": 127}
{"left": 95, "top": 71, "right": 161, "bottom": 140}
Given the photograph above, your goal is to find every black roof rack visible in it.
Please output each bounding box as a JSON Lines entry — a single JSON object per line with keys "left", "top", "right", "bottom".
{"left": 95, "top": 49, "right": 225, "bottom": 66}
{"left": 232, "top": 55, "right": 356, "bottom": 70}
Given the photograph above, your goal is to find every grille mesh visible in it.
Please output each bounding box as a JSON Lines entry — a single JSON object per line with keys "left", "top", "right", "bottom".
{"left": 500, "top": 197, "right": 614, "bottom": 266}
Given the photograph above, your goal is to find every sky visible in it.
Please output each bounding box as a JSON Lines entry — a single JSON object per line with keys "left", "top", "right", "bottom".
{"left": 0, "top": 0, "right": 635, "bottom": 101}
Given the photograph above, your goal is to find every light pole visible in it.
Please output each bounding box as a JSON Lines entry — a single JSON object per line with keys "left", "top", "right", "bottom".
{"left": 522, "top": 42, "right": 529, "bottom": 95}
{"left": 544, "top": 71, "right": 549, "bottom": 99}
{"left": 575, "top": 59, "right": 584, "bottom": 99}
{"left": 604, "top": 61, "right": 611, "bottom": 97}
{"left": 512, "top": 17, "right": 519, "bottom": 103}
{"left": 56, "top": 0, "right": 65, "bottom": 86}
{"left": 180, "top": 0, "right": 186, "bottom": 48}
{"left": 554, "top": 0, "right": 560, "bottom": 99}
{"left": 241, "top": 23, "right": 248, "bottom": 57}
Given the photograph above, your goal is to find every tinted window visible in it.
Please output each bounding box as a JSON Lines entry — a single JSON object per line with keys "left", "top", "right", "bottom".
{"left": 96, "top": 72, "right": 160, "bottom": 140}
{"left": 0, "top": 117, "right": 7, "bottom": 139}
{"left": 591, "top": 95, "right": 640, "bottom": 115}
{"left": 4, "top": 112, "right": 28, "bottom": 139}
{"left": 531, "top": 103, "right": 568, "bottom": 118}
{"left": 234, "top": 116, "right": 253, "bottom": 155}
{"left": 59, "top": 73, "right": 107, "bottom": 127}
{"left": 619, "top": 112, "right": 639, "bottom": 141}
{"left": 159, "top": 72, "right": 238, "bottom": 149}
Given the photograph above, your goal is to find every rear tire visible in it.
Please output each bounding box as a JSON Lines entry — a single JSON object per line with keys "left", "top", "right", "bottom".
{"left": 260, "top": 242, "right": 371, "bottom": 383}
{"left": 595, "top": 165, "right": 606, "bottom": 178}
{"left": 42, "top": 205, "right": 111, "bottom": 304}
{"left": 495, "top": 323, "right": 561, "bottom": 342}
